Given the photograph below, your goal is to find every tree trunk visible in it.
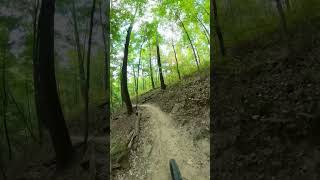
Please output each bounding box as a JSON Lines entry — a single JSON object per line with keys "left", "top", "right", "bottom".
{"left": 84, "top": 0, "right": 96, "bottom": 145}
{"left": 285, "top": 0, "right": 291, "bottom": 11}
{"left": 148, "top": 39, "right": 155, "bottom": 89}
{"left": 178, "top": 18, "right": 200, "bottom": 71}
{"left": 32, "top": 0, "right": 43, "bottom": 145}
{"left": 99, "top": 0, "right": 110, "bottom": 161}
{"left": 2, "top": 49, "right": 12, "bottom": 160}
{"left": 37, "top": 0, "right": 73, "bottom": 169}
{"left": 195, "top": 45, "right": 201, "bottom": 64}
{"left": 195, "top": 16, "right": 210, "bottom": 44}
{"left": 0, "top": 161, "right": 6, "bottom": 180}
{"left": 121, "top": 23, "right": 134, "bottom": 114}
{"left": 172, "top": 44, "right": 181, "bottom": 80}
{"left": 71, "top": 0, "right": 86, "bottom": 99}
{"left": 8, "top": 87, "right": 37, "bottom": 141}
{"left": 196, "top": 2, "right": 210, "bottom": 16}
{"left": 132, "top": 64, "right": 138, "bottom": 109}
{"left": 156, "top": 35, "right": 166, "bottom": 90}
{"left": 212, "top": 0, "right": 226, "bottom": 56}
{"left": 136, "top": 40, "right": 145, "bottom": 108}
{"left": 275, "top": 0, "right": 288, "bottom": 36}
{"left": 25, "top": 82, "right": 33, "bottom": 133}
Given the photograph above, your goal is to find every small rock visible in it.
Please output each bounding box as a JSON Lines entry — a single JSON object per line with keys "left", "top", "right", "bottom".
{"left": 252, "top": 115, "right": 260, "bottom": 120}
{"left": 143, "top": 144, "right": 153, "bottom": 158}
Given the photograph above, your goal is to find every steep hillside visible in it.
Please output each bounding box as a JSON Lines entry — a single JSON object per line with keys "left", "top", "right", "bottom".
{"left": 213, "top": 17, "right": 320, "bottom": 180}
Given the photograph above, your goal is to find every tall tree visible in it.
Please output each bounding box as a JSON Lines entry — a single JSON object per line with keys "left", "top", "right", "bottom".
{"left": 172, "top": 43, "right": 181, "bottom": 80}
{"left": 148, "top": 39, "right": 155, "bottom": 89}
{"left": 195, "top": 15, "right": 210, "bottom": 44}
{"left": 275, "top": 0, "right": 288, "bottom": 36}
{"left": 31, "top": 0, "right": 43, "bottom": 145}
{"left": 177, "top": 15, "right": 200, "bottom": 71}
{"left": 212, "top": 0, "right": 226, "bottom": 56}
{"left": 156, "top": 34, "right": 166, "bottom": 90}
{"left": 99, "top": 0, "right": 111, "bottom": 148}
{"left": 1, "top": 45, "right": 12, "bottom": 160}
{"left": 121, "top": 22, "right": 134, "bottom": 114}
{"left": 285, "top": 0, "right": 291, "bottom": 10}
{"left": 71, "top": 0, "right": 86, "bottom": 99}
{"left": 84, "top": 0, "right": 97, "bottom": 144}
{"left": 135, "top": 35, "right": 146, "bottom": 107}
{"left": 36, "top": 0, "right": 73, "bottom": 169}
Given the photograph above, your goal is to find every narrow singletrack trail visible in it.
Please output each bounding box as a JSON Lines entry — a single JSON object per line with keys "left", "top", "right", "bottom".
{"left": 134, "top": 104, "right": 209, "bottom": 180}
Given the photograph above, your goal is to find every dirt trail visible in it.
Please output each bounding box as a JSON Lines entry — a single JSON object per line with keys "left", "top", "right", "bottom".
{"left": 135, "top": 104, "right": 209, "bottom": 180}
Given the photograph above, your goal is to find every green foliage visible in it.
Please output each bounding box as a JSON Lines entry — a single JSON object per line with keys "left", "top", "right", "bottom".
{"left": 111, "top": 0, "right": 210, "bottom": 109}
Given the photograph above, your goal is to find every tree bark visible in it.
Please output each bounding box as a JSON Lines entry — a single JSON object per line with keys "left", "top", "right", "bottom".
{"left": 121, "top": 24, "right": 134, "bottom": 114}
{"left": 156, "top": 35, "right": 166, "bottom": 90}
{"left": 178, "top": 17, "right": 200, "bottom": 71}
{"left": 148, "top": 39, "right": 155, "bottom": 89}
{"left": 84, "top": 0, "right": 96, "bottom": 145}
{"left": 37, "top": 0, "right": 73, "bottom": 169}
{"left": 212, "top": 0, "right": 226, "bottom": 56}
{"left": 172, "top": 44, "right": 181, "bottom": 80}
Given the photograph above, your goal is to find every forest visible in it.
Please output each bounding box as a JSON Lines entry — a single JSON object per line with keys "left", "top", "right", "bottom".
{"left": 0, "top": 0, "right": 320, "bottom": 179}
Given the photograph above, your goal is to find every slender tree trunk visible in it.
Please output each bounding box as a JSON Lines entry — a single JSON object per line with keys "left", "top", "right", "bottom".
{"left": 84, "top": 0, "right": 96, "bottom": 145}
{"left": 73, "top": 68, "right": 78, "bottom": 104}
{"left": 0, "top": 152, "right": 6, "bottom": 180}
{"left": 32, "top": 0, "right": 43, "bottom": 145}
{"left": 99, "top": 0, "right": 110, "bottom": 118}
{"left": 37, "top": 0, "right": 73, "bottom": 169}
{"left": 135, "top": 40, "right": 145, "bottom": 108}
{"left": 195, "top": 16, "right": 210, "bottom": 44}
{"left": 132, "top": 65, "right": 138, "bottom": 108}
{"left": 285, "top": 0, "right": 291, "bottom": 10}
{"left": 196, "top": 2, "right": 210, "bottom": 16}
{"left": 195, "top": 45, "right": 201, "bottom": 64}
{"left": 212, "top": 0, "right": 226, "bottom": 56}
{"left": 0, "top": 162, "right": 6, "bottom": 180}
{"left": 121, "top": 23, "right": 134, "bottom": 114}
{"left": 2, "top": 50, "right": 12, "bottom": 160}
{"left": 156, "top": 35, "right": 166, "bottom": 90}
{"left": 275, "top": 0, "right": 288, "bottom": 36}
{"left": 148, "top": 39, "right": 155, "bottom": 89}
{"left": 25, "top": 82, "right": 33, "bottom": 133}
{"left": 71, "top": 0, "right": 86, "bottom": 99}
{"left": 142, "top": 63, "right": 145, "bottom": 90}
{"left": 172, "top": 44, "right": 181, "bottom": 80}
{"left": 178, "top": 18, "right": 200, "bottom": 71}
{"left": 8, "top": 88, "right": 37, "bottom": 141}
